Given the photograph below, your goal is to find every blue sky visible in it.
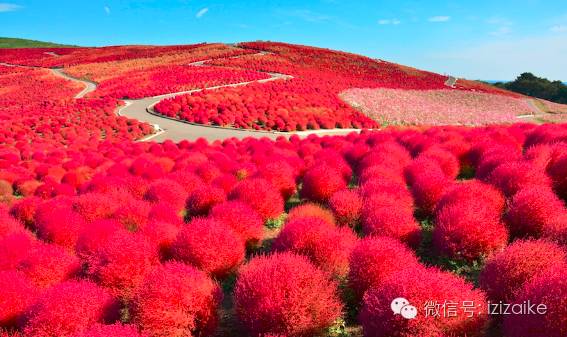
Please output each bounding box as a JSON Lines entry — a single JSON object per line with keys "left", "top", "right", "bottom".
{"left": 1, "top": 0, "right": 567, "bottom": 81}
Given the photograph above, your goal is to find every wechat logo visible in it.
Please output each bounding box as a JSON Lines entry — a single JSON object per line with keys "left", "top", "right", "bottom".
{"left": 391, "top": 297, "right": 418, "bottom": 319}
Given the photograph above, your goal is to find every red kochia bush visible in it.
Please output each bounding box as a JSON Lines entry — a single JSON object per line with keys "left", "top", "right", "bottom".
{"left": 171, "top": 217, "right": 245, "bottom": 277}
{"left": 348, "top": 236, "right": 422, "bottom": 299}
{"left": 209, "top": 201, "right": 264, "bottom": 245}
{"left": 112, "top": 198, "right": 151, "bottom": 231}
{"left": 143, "top": 179, "right": 188, "bottom": 211}
{"left": 359, "top": 267, "right": 488, "bottom": 337}
{"left": 547, "top": 154, "right": 567, "bottom": 200}
{"left": 273, "top": 217, "right": 357, "bottom": 277}
{"left": 228, "top": 178, "right": 284, "bottom": 221}
{"left": 75, "top": 219, "right": 123, "bottom": 257}
{"left": 0, "top": 211, "right": 24, "bottom": 239}
{"left": 479, "top": 239, "right": 567, "bottom": 302}
{"left": 17, "top": 243, "right": 81, "bottom": 289}
{"left": 301, "top": 164, "right": 347, "bottom": 202}
{"left": 87, "top": 231, "right": 158, "bottom": 297}
{"left": 503, "top": 266, "right": 567, "bottom": 337}
{"left": 286, "top": 202, "right": 336, "bottom": 225}
{"left": 131, "top": 262, "right": 222, "bottom": 337}
{"left": 255, "top": 161, "right": 297, "bottom": 199}
{"left": 20, "top": 280, "right": 119, "bottom": 337}
{"left": 0, "top": 271, "right": 38, "bottom": 327}
{"left": 434, "top": 179, "right": 505, "bottom": 217}
{"left": 73, "top": 193, "right": 118, "bottom": 222}
{"left": 487, "top": 161, "right": 551, "bottom": 197}
{"left": 433, "top": 204, "right": 508, "bottom": 261}
{"left": 186, "top": 185, "right": 226, "bottom": 216}
{"left": 505, "top": 186, "right": 567, "bottom": 238}
{"left": 417, "top": 146, "right": 460, "bottom": 179}
{"left": 361, "top": 195, "right": 422, "bottom": 247}
{"left": 410, "top": 168, "right": 452, "bottom": 215}
{"left": 0, "top": 231, "right": 36, "bottom": 271}
{"left": 234, "top": 252, "right": 342, "bottom": 337}
{"left": 70, "top": 323, "right": 146, "bottom": 337}
{"left": 328, "top": 189, "right": 362, "bottom": 227}
{"left": 9, "top": 197, "right": 41, "bottom": 227}
{"left": 34, "top": 206, "right": 85, "bottom": 250}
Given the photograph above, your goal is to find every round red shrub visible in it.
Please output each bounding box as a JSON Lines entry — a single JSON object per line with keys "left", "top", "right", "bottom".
{"left": 20, "top": 280, "right": 119, "bottom": 337}
{"left": 165, "top": 170, "right": 203, "bottom": 194}
{"left": 131, "top": 262, "right": 221, "bottom": 337}
{"left": 0, "top": 231, "right": 36, "bottom": 271}
{"left": 328, "top": 189, "right": 362, "bottom": 227}
{"left": 273, "top": 216, "right": 357, "bottom": 277}
{"left": 360, "top": 178, "right": 414, "bottom": 211}
{"left": 418, "top": 146, "right": 460, "bottom": 179}
{"left": 35, "top": 206, "right": 85, "bottom": 250}
{"left": 255, "top": 161, "right": 297, "bottom": 199}
{"left": 17, "top": 243, "right": 81, "bottom": 288}
{"left": 348, "top": 236, "right": 422, "bottom": 299}
{"left": 410, "top": 169, "right": 452, "bottom": 216}
{"left": 209, "top": 200, "right": 264, "bottom": 245}
{"left": 0, "top": 212, "right": 24, "bottom": 239}
{"left": 112, "top": 198, "right": 151, "bottom": 231}
{"left": 87, "top": 231, "right": 159, "bottom": 297}
{"left": 434, "top": 179, "right": 505, "bottom": 217}
{"left": 186, "top": 185, "right": 226, "bottom": 216}
{"left": 70, "top": 323, "right": 146, "bottom": 337}
{"left": 433, "top": 204, "right": 509, "bottom": 261}
{"left": 171, "top": 217, "right": 245, "bottom": 277}
{"left": 547, "top": 154, "right": 567, "bottom": 200}
{"left": 287, "top": 202, "right": 336, "bottom": 225}
{"left": 300, "top": 164, "right": 347, "bottom": 202}
{"left": 234, "top": 252, "right": 342, "bottom": 337}
{"left": 359, "top": 267, "right": 488, "bottom": 337}
{"left": 73, "top": 193, "right": 118, "bottom": 223}
{"left": 359, "top": 164, "right": 406, "bottom": 186}
{"left": 487, "top": 161, "right": 551, "bottom": 197}
{"left": 139, "top": 220, "right": 179, "bottom": 258}
{"left": 361, "top": 195, "right": 422, "bottom": 247}
{"left": 148, "top": 202, "right": 184, "bottom": 226}
{"left": 505, "top": 186, "right": 567, "bottom": 238}
{"left": 0, "top": 271, "right": 38, "bottom": 327}
{"left": 143, "top": 179, "right": 188, "bottom": 211}
{"left": 228, "top": 178, "right": 284, "bottom": 221}
{"left": 358, "top": 144, "right": 411, "bottom": 176}
{"left": 75, "top": 219, "right": 123, "bottom": 258}
{"left": 0, "top": 180, "right": 13, "bottom": 198}
{"left": 479, "top": 239, "right": 567, "bottom": 302}
{"left": 9, "top": 197, "right": 41, "bottom": 227}
{"left": 503, "top": 266, "right": 567, "bottom": 337}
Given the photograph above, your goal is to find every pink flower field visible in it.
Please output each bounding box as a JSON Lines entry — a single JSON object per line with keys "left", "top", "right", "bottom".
{"left": 342, "top": 88, "right": 537, "bottom": 126}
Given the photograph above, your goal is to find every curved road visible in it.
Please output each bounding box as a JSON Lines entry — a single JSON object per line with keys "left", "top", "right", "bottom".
{"left": 3, "top": 59, "right": 368, "bottom": 142}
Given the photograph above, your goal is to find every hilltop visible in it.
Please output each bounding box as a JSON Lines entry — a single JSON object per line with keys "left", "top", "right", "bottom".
{"left": 0, "top": 37, "right": 76, "bottom": 48}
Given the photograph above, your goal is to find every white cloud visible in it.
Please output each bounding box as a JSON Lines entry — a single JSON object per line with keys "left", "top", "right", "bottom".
{"left": 428, "top": 15, "right": 450, "bottom": 23}
{"left": 196, "top": 7, "right": 209, "bottom": 18}
{"left": 425, "top": 35, "right": 567, "bottom": 81}
{"left": 0, "top": 3, "right": 21, "bottom": 12}
{"left": 490, "top": 26, "right": 512, "bottom": 36}
{"left": 378, "top": 19, "right": 401, "bottom": 25}
{"left": 551, "top": 24, "right": 567, "bottom": 32}
{"left": 104, "top": 6, "right": 110, "bottom": 14}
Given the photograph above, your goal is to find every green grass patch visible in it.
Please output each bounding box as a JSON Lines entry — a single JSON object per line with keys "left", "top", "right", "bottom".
{"left": 0, "top": 37, "right": 77, "bottom": 48}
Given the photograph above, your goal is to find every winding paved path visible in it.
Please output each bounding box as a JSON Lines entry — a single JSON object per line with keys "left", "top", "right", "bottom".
{"left": 2, "top": 58, "right": 367, "bottom": 142}
{"left": 51, "top": 68, "right": 97, "bottom": 98}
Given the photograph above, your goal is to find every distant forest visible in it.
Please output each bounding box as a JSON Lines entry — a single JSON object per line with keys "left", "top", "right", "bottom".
{"left": 493, "top": 73, "right": 567, "bottom": 104}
